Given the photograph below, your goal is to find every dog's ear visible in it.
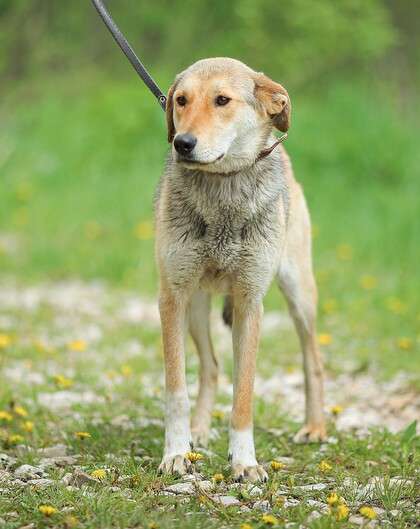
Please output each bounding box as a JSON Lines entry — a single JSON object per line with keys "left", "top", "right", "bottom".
{"left": 254, "top": 74, "right": 291, "bottom": 132}
{"left": 166, "top": 82, "right": 177, "bottom": 143}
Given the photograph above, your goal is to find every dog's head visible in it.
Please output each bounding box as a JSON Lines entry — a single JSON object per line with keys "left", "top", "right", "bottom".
{"left": 166, "top": 58, "right": 291, "bottom": 173}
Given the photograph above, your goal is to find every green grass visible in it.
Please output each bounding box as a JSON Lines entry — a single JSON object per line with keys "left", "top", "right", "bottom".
{"left": 0, "top": 72, "right": 419, "bottom": 528}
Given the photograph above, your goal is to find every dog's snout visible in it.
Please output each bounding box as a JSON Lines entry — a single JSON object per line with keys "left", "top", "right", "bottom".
{"left": 174, "top": 133, "right": 197, "bottom": 156}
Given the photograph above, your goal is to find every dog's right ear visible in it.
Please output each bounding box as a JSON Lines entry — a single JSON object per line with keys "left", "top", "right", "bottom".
{"left": 166, "top": 82, "right": 177, "bottom": 143}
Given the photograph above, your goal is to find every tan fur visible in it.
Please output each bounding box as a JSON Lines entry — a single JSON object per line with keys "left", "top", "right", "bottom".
{"left": 156, "top": 58, "right": 326, "bottom": 481}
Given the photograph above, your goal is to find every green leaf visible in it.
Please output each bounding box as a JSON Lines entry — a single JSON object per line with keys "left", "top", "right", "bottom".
{"left": 400, "top": 420, "right": 417, "bottom": 446}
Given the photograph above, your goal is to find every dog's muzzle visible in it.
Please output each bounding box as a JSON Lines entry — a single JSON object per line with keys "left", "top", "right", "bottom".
{"left": 174, "top": 133, "right": 197, "bottom": 157}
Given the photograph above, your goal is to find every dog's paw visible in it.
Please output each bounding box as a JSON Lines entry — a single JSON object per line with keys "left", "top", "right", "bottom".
{"left": 191, "top": 424, "right": 210, "bottom": 448}
{"left": 158, "top": 454, "right": 192, "bottom": 476}
{"left": 293, "top": 423, "right": 327, "bottom": 444}
{"left": 231, "top": 463, "right": 268, "bottom": 483}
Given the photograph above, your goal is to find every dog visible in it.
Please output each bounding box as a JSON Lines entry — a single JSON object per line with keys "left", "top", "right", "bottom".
{"left": 155, "top": 58, "right": 326, "bottom": 482}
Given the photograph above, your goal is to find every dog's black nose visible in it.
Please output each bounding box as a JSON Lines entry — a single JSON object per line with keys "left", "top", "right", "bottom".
{"left": 174, "top": 133, "right": 197, "bottom": 156}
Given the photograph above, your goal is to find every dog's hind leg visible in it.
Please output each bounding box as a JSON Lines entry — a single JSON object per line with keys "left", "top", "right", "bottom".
{"left": 189, "top": 290, "right": 218, "bottom": 447}
{"left": 277, "top": 195, "right": 326, "bottom": 443}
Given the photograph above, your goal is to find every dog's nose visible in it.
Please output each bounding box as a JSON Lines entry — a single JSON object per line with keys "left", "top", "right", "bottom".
{"left": 174, "top": 133, "right": 197, "bottom": 156}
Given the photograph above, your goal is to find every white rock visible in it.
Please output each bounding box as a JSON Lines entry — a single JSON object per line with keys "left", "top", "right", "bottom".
{"left": 296, "top": 483, "right": 327, "bottom": 492}
{"left": 37, "top": 444, "right": 67, "bottom": 457}
{"left": 253, "top": 499, "right": 271, "bottom": 511}
{"left": 14, "top": 465, "right": 44, "bottom": 480}
{"left": 307, "top": 510, "right": 322, "bottom": 521}
{"left": 212, "top": 495, "right": 241, "bottom": 507}
{"left": 27, "top": 478, "right": 55, "bottom": 487}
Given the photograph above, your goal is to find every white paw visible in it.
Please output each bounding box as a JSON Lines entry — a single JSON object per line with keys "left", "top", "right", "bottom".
{"left": 231, "top": 463, "right": 268, "bottom": 483}
{"left": 293, "top": 423, "right": 327, "bottom": 444}
{"left": 158, "top": 454, "right": 192, "bottom": 476}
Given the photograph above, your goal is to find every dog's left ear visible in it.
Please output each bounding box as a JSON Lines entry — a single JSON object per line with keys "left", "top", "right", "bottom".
{"left": 166, "top": 82, "right": 177, "bottom": 143}
{"left": 254, "top": 74, "right": 291, "bottom": 132}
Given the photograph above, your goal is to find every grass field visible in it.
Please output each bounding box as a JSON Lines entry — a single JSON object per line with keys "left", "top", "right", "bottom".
{"left": 0, "top": 72, "right": 419, "bottom": 528}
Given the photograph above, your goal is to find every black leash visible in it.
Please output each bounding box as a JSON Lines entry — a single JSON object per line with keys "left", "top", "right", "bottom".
{"left": 90, "top": 0, "right": 167, "bottom": 111}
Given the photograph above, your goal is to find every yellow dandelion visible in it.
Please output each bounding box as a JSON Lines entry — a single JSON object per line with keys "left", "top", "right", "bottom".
{"left": 397, "top": 337, "right": 413, "bottom": 350}
{"left": 360, "top": 275, "right": 377, "bottom": 290}
{"left": 8, "top": 434, "right": 24, "bottom": 444}
{"left": 322, "top": 298, "right": 337, "bottom": 314}
{"left": 336, "top": 243, "right": 353, "bottom": 261}
{"left": 270, "top": 460, "right": 285, "bottom": 471}
{"left": 68, "top": 339, "right": 87, "bottom": 352}
{"left": 91, "top": 469, "right": 106, "bottom": 480}
{"left": 22, "top": 420, "right": 34, "bottom": 433}
{"left": 134, "top": 220, "right": 154, "bottom": 240}
{"left": 318, "top": 333, "right": 332, "bottom": 346}
{"left": 0, "top": 411, "right": 13, "bottom": 422}
{"left": 212, "top": 473, "right": 224, "bottom": 483}
{"left": 240, "top": 524, "right": 253, "bottom": 529}
{"left": 120, "top": 364, "right": 133, "bottom": 377}
{"left": 64, "top": 515, "right": 79, "bottom": 527}
{"left": 327, "top": 492, "right": 339, "bottom": 506}
{"left": 359, "top": 506, "right": 377, "bottom": 519}
{"left": 330, "top": 405, "right": 344, "bottom": 416}
{"left": 0, "top": 333, "right": 12, "bottom": 349}
{"left": 186, "top": 451, "right": 204, "bottom": 463}
{"left": 38, "top": 505, "right": 58, "bottom": 517}
{"left": 318, "top": 460, "right": 332, "bottom": 472}
{"left": 335, "top": 503, "right": 349, "bottom": 520}
{"left": 261, "top": 514, "right": 279, "bottom": 526}
{"left": 13, "top": 405, "right": 28, "bottom": 417}
{"left": 74, "top": 431, "right": 91, "bottom": 439}
{"left": 386, "top": 297, "right": 407, "bottom": 315}
{"left": 212, "top": 409, "right": 224, "bottom": 420}
{"left": 53, "top": 374, "right": 73, "bottom": 389}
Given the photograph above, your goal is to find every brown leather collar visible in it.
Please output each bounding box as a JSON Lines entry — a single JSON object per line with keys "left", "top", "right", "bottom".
{"left": 256, "top": 133, "right": 288, "bottom": 162}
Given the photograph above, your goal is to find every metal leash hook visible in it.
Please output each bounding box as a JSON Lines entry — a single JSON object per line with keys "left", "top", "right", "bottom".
{"left": 90, "top": 0, "right": 167, "bottom": 111}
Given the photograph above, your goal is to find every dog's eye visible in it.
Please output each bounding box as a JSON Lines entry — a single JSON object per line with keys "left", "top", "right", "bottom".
{"left": 176, "top": 96, "right": 187, "bottom": 106}
{"left": 215, "top": 95, "right": 231, "bottom": 106}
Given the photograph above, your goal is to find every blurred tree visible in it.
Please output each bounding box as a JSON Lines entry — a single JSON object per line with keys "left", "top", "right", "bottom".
{"left": 0, "top": 0, "right": 412, "bottom": 88}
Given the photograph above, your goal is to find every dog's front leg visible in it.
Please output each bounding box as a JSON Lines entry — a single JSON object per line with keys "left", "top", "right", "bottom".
{"left": 229, "top": 296, "right": 268, "bottom": 483}
{"left": 158, "top": 285, "right": 192, "bottom": 476}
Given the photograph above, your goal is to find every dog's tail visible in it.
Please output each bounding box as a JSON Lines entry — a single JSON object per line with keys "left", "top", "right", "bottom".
{"left": 222, "top": 295, "right": 233, "bottom": 327}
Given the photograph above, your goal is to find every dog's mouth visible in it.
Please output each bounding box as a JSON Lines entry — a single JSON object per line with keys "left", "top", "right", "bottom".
{"left": 176, "top": 153, "right": 225, "bottom": 166}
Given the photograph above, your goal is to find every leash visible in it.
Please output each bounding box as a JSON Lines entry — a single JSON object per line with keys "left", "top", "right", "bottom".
{"left": 90, "top": 0, "right": 167, "bottom": 111}
{"left": 256, "top": 133, "right": 288, "bottom": 161}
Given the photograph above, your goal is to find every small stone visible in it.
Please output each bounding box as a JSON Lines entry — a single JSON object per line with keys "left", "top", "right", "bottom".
{"left": 296, "top": 483, "right": 327, "bottom": 492}
{"left": 212, "top": 495, "right": 241, "bottom": 507}
{"left": 27, "top": 478, "right": 55, "bottom": 487}
{"left": 349, "top": 515, "right": 366, "bottom": 525}
{"left": 307, "top": 511, "right": 322, "bottom": 521}
{"left": 14, "top": 465, "right": 44, "bottom": 480}
{"left": 253, "top": 499, "right": 271, "bottom": 511}
{"left": 284, "top": 498, "right": 301, "bottom": 508}
{"left": 306, "top": 499, "right": 329, "bottom": 513}
{"left": 39, "top": 455, "right": 78, "bottom": 469}
{"left": 68, "top": 471, "right": 99, "bottom": 486}
{"left": 389, "top": 510, "right": 399, "bottom": 517}
{"left": 37, "top": 444, "right": 67, "bottom": 458}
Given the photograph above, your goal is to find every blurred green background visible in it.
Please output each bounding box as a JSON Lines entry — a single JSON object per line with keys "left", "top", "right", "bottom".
{"left": 0, "top": 1, "right": 419, "bottom": 374}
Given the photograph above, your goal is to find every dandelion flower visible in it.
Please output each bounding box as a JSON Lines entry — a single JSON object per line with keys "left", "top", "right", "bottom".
{"left": 120, "top": 365, "right": 133, "bottom": 377}
{"left": 91, "top": 469, "right": 106, "bottom": 480}
{"left": 386, "top": 297, "right": 406, "bottom": 315}
{"left": 327, "top": 492, "right": 340, "bottom": 506}
{"left": 212, "top": 409, "right": 224, "bottom": 420}
{"left": 13, "top": 405, "right": 28, "bottom": 417}
{"left": 261, "top": 514, "right": 279, "bottom": 525}
{"left": 39, "top": 505, "right": 57, "bottom": 517}
{"left": 0, "top": 411, "right": 13, "bottom": 422}
{"left": 22, "top": 420, "right": 34, "bottom": 433}
{"left": 318, "top": 333, "right": 332, "bottom": 346}
{"left": 240, "top": 524, "right": 253, "bottom": 529}
{"left": 318, "top": 460, "right": 332, "bottom": 472}
{"left": 0, "top": 334, "right": 12, "bottom": 349}
{"left": 186, "top": 451, "right": 204, "bottom": 463}
{"left": 360, "top": 275, "right": 377, "bottom": 290}
{"left": 212, "top": 473, "right": 224, "bottom": 483}
{"left": 336, "top": 243, "right": 353, "bottom": 261}
{"left": 397, "top": 337, "right": 413, "bottom": 350}
{"left": 53, "top": 374, "right": 73, "bottom": 388}
{"left": 270, "top": 460, "right": 285, "bottom": 471}
{"left": 74, "top": 431, "right": 91, "bottom": 439}
{"left": 335, "top": 504, "right": 349, "bottom": 520}
{"left": 330, "top": 405, "right": 344, "bottom": 416}
{"left": 8, "top": 434, "right": 23, "bottom": 444}
{"left": 68, "top": 340, "right": 87, "bottom": 352}
{"left": 359, "top": 506, "right": 377, "bottom": 519}
{"left": 134, "top": 220, "right": 154, "bottom": 240}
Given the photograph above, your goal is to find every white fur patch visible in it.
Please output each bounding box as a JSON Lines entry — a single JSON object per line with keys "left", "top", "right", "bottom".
{"left": 164, "top": 390, "right": 191, "bottom": 457}
{"left": 229, "top": 427, "right": 257, "bottom": 466}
